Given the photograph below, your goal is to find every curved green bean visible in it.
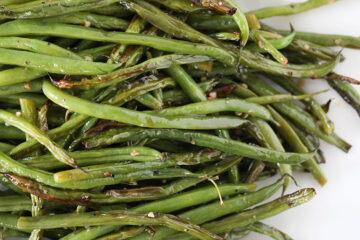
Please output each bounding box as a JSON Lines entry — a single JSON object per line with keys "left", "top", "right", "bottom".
{"left": 0, "top": 20, "right": 236, "bottom": 66}
{"left": 84, "top": 127, "right": 315, "bottom": 164}
{"left": 0, "top": 110, "right": 77, "bottom": 168}
{"left": 147, "top": 98, "right": 273, "bottom": 121}
{"left": 0, "top": 0, "right": 120, "bottom": 19}
{"left": 248, "top": 0, "right": 338, "bottom": 19}
{"left": 43, "top": 80, "right": 249, "bottom": 130}
{"left": 0, "top": 48, "right": 120, "bottom": 75}
{"left": 18, "top": 210, "right": 223, "bottom": 240}
{"left": 247, "top": 30, "right": 296, "bottom": 53}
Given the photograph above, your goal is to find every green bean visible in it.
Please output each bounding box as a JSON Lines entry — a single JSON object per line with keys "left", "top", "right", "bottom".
{"left": 55, "top": 55, "right": 212, "bottom": 89}
{"left": 268, "top": 75, "right": 334, "bottom": 135}
{"left": 2, "top": 0, "right": 34, "bottom": 5}
{"left": 84, "top": 127, "right": 315, "bottom": 165}
{"left": 247, "top": 30, "right": 296, "bottom": 54}
{"left": 327, "top": 77, "right": 360, "bottom": 116}
{"left": 59, "top": 157, "right": 242, "bottom": 240}
{"left": 18, "top": 210, "right": 223, "bottom": 240}
{"left": 96, "top": 227, "right": 145, "bottom": 240}
{"left": 246, "top": 91, "right": 326, "bottom": 105}
{"left": 244, "top": 222, "right": 294, "bottom": 240}
{"left": 249, "top": 117, "right": 292, "bottom": 192}
{"left": 187, "top": 64, "right": 238, "bottom": 78}
{"left": 0, "top": 20, "right": 236, "bottom": 66}
{"left": 0, "top": 68, "right": 46, "bottom": 87}
{"left": 162, "top": 78, "right": 220, "bottom": 103}
{"left": 250, "top": 29, "right": 289, "bottom": 65}
{"left": 147, "top": 98, "right": 273, "bottom": 121}
{"left": 0, "top": 142, "right": 14, "bottom": 153}
{"left": 43, "top": 80, "right": 250, "bottom": 130}
{"left": 43, "top": 12, "right": 129, "bottom": 30}
{"left": 0, "top": 79, "right": 42, "bottom": 96}
{"left": 0, "top": 213, "right": 25, "bottom": 231}
{"left": 274, "top": 29, "right": 360, "bottom": 49}
{"left": 0, "top": 36, "right": 82, "bottom": 59}
{"left": 108, "top": 15, "right": 147, "bottom": 64}
{"left": 135, "top": 93, "right": 163, "bottom": 110}
{"left": 210, "top": 32, "right": 240, "bottom": 41}
{"left": 77, "top": 44, "right": 116, "bottom": 61}
{"left": 0, "top": 196, "right": 33, "bottom": 212}
{"left": 287, "top": 120, "right": 325, "bottom": 164}
{"left": 169, "top": 188, "right": 315, "bottom": 240}
{"left": 0, "top": 93, "right": 47, "bottom": 107}
{"left": 248, "top": 0, "right": 337, "bottom": 19}
{"left": 129, "top": 177, "right": 285, "bottom": 240}
{"left": 0, "top": 228, "right": 29, "bottom": 238}
{"left": 187, "top": 14, "right": 238, "bottom": 32}
{"left": 222, "top": 0, "right": 249, "bottom": 46}
{"left": 241, "top": 74, "right": 351, "bottom": 152}
{"left": 0, "top": 110, "right": 78, "bottom": 168}
{"left": 53, "top": 149, "right": 231, "bottom": 183}
{"left": 119, "top": 0, "right": 229, "bottom": 51}
{"left": 20, "top": 146, "right": 162, "bottom": 171}
{"left": 89, "top": 4, "right": 132, "bottom": 17}
{"left": 0, "top": 125, "right": 26, "bottom": 140}
{"left": 268, "top": 107, "right": 327, "bottom": 186}
{"left": 240, "top": 49, "right": 339, "bottom": 78}
{"left": 0, "top": 0, "right": 120, "bottom": 19}
{"left": 167, "top": 65, "right": 208, "bottom": 102}
{"left": 0, "top": 48, "right": 120, "bottom": 75}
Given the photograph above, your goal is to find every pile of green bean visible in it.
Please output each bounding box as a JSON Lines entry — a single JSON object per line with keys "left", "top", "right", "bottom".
{"left": 0, "top": 0, "right": 359, "bottom": 239}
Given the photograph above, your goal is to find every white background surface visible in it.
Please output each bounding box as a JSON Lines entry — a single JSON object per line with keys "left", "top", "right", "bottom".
{"left": 238, "top": 0, "right": 360, "bottom": 239}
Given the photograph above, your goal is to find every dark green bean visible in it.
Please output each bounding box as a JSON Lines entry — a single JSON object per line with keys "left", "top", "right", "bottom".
{"left": 248, "top": 0, "right": 337, "bottom": 19}
{"left": 43, "top": 80, "right": 250, "bottom": 130}
{"left": 84, "top": 127, "right": 315, "bottom": 165}
{"left": 0, "top": 79, "right": 43, "bottom": 96}
{"left": 0, "top": 93, "right": 47, "bottom": 107}
{"left": 43, "top": 12, "right": 129, "bottom": 30}
{"left": 0, "top": 110, "right": 78, "bottom": 168}
{"left": 20, "top": 146, "right": 162, "bottom": 171}
{"left": 0, "top": 0, "right": 120, "bottom": 19}
{"left": 18, "top": 210, "right": 223, "bottom": 240}
{"left": 0, "top": 20, "right": 236, "bottom": 66}
{"left": 0, "top": 48, "right": 120, "bottom": 75}
{"left": 327, "top": 77, "right": 360, "bottom": 116}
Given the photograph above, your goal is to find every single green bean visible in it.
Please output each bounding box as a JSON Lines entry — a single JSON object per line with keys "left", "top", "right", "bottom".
{"left": 247, "top": 30, "right": 296, "bottom": 54}
{"left": 327, "top": 77, "right": 360, "bottom": 116}
{"left": 0, "top": 110, "right": 78, "bottom": 168}
{"left": 135, "top": 93, "right": 163, "bottom": 110}
{"left": 0, "top": 48, "right": 120, "bottom": 75}
{"left": 0, "top": 36, "right": 82, "bottom": 59}
{"left": 84, "top": 127, "right": 315, "bottom": 165}
{"left": 18, "top": 210, "right": 223, "bottom": 240}
{"left": 0, "top": 142, "right": 14, "bottom": 153}
{"left": 274, "top": 29, "right": 360, "bottom": 49}
{"left": 43, "top": 12, "right": 129, "bottom": 30}
{"left": 147, "top": 98, "right": 273, "bottom": 121}
{"left": 222, "top": 0, "right": 249, "bottom": 46}
{"left": 20, "top": 146, "right": 162, "bottom": 170}
{"left": 0, "top": 93, "right": 47, "bottom": 107}
{"left": 244, "top": 222, "right": 294, "bottom": 240}
{"left": 0, "top": 125, "right": 25, "bottom": 140}
{"left": 248, "top": 0, "right": 338, "bottom": 19}
{"left": 166, "top": 65, "right": 208, "bottom": 102}
{"left": 0, "top": 20, "right": 236, "bottom": 66}
{"left": 0, "top": 0, "right": 120, "bottom": 19}
{"left": 0, "top": 79, "right": 43, "bottom": 96}
{"left": 43, "top": 80, "right": 250, "bottom": 130}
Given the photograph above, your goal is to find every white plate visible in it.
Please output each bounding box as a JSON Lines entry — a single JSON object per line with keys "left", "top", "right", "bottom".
{"left": 238, "top": 0, "right": 360, "bottom": 239}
